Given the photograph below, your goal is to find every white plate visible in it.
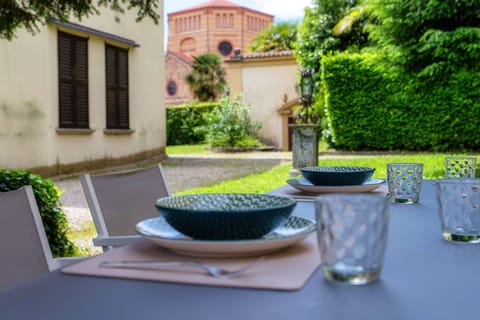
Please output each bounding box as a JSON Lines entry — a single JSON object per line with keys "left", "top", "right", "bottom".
{"left": 135, "top": 216, "right": 316, "bottom": 258}
{"left": 287, "top": 178, "right": 385, "bottom": 194}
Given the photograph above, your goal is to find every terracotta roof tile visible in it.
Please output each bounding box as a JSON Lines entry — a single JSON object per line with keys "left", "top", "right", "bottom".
{"left": 239, "top": 50, "right": 294, "bottom": 59}
{"left": 167, "top": 51, "right": 193, "bottom": 65}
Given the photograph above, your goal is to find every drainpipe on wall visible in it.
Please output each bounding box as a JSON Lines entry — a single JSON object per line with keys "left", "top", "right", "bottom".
{"left": 241, "top": 8, "right": 244, "bottom": 52}
{"left": 206, "top": 8, "right": 210, "bottom": 52}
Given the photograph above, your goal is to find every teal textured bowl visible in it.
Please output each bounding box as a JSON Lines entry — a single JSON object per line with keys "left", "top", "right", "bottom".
{"left": 155, "top": 194, "right": 297, "bottom": 240}
{"left": 301, "top": 166, "right": 375, "bottom": 186}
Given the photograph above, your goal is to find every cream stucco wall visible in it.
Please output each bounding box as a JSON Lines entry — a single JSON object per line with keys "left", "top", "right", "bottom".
{"left": 0, "top": 6, "right": 165, "bottom": 175}
{"left": 227, "top": 56, "right": 298, "bottom": 150}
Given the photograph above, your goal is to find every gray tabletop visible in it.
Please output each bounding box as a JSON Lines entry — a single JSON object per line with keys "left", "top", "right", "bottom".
{"left": 1, "top": 180, "right": 479, "bottom": 320}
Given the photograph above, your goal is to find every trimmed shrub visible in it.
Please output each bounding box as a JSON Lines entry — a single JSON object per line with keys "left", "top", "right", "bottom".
{"left": 321, "top": 52, "right": 480, "bottom": 151}
{"left": 0, "top": 169, "right": 76, "bottom": 257}
{"left": 166, "top": 102, "right": 219, "bottom": 145}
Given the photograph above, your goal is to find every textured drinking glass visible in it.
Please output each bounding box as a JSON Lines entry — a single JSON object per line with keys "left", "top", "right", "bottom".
{"left": 387, "top": 163, "right": 423, "bottom": 204}
{"left": 445, "top": 157, "right": 476, "bottom": 179}
{"left": 315, "top": 194, "right": 389, "bottom": 285}
{"left": 435, "top": 179, "right": 480, "bottom": 243}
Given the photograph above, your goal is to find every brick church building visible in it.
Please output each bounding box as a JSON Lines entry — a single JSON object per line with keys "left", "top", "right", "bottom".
{"left": 165, "top": 0, "right": 274, "bottom": 105}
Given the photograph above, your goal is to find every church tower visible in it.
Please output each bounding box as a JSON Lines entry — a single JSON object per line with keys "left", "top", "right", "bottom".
{"left": 165, "top": 0, "right": 274, "bottom": 105}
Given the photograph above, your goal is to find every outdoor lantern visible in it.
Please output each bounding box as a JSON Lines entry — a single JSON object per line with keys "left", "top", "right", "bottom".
{"left": 300, "top": 68, "right": 314, "bottom": 107}
{"left": 299, "top": 68, "right": 315, "bottom": 123}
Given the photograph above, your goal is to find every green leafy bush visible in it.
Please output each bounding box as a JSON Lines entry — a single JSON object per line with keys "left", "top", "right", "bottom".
{"left": 166, "top": 102, "right": 219, "bottom": 145}
{"left": 206, "top": 96, "right": 263, "bottom": 148}
{"left": 0, "top": 169, "right": 76, "bottom": 257}
{"left": 321, "top": 52, "right": 480, "bottom": 151}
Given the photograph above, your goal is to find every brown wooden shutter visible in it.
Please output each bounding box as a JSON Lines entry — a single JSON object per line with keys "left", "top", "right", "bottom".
{"left": 58, "top": 31, "right": 89, "bottom": 128}
{"left": 106, "top": 44, "right": 129, "bottom": 129}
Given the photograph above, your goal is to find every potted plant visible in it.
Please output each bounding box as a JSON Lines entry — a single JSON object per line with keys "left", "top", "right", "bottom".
{"left": 289, "top": 69, "right": 320, "bottom": 176}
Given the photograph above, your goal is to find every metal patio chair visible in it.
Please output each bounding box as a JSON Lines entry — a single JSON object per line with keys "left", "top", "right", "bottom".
{"left": 80, "top": 164, "right": 170, "bottom": 251}
{"left": 0, "top": 186, "right": 81, "bottom": 290}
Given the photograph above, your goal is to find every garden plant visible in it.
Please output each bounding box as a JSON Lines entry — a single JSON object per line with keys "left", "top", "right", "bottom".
{"left": 206, "top": 95, "right": 263, "bottom": 149}
{"left": 0, "top": 169, "right": 77, "bottom": 257}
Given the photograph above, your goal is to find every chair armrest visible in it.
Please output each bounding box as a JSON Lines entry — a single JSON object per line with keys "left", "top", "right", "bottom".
{"left": 92, "top": 235, "right": 142, "bottom": 247}
{"left": 50, "top": 257, "right": 86, "bottom": 270}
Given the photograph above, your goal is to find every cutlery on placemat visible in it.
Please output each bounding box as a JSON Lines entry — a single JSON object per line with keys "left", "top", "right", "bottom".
{"left": 100, "top": 256, "right": 265, "bottom": 278}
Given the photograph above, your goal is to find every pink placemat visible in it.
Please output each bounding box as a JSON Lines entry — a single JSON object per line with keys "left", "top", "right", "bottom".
{"left": 62, "top": 234, "right": 321, "bottom": 291}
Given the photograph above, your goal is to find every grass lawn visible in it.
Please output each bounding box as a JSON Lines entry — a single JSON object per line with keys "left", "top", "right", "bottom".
{"left": 173, "top": 151, "right": 477, "bottom": 195}
{"left": 167, "top": 144, "right": 210, "bottom": 155}
{"left": 67, "top": 221, "right": 101, "bottom": 256}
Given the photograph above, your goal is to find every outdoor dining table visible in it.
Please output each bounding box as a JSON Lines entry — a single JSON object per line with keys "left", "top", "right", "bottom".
{"left": 1, "top": 180, "right": 479, "bottom": 320}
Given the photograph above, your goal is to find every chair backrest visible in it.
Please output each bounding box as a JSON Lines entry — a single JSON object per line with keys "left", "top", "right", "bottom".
{"left": 80, "top": 164, "right": 170, "bottom": 241}
{"left": 0, "top": 186, "right": 55, "bottom": 289}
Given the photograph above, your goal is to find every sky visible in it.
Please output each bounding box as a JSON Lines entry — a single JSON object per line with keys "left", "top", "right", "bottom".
{"left": 164, "top": 0, "right": 312, "bottom": 22}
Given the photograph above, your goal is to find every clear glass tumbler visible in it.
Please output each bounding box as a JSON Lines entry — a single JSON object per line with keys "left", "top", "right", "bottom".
{"left": 387, "top": 163, "right": 423, "bottom": 204}
{"left": 315, "top": 194, "right": 389, "bottom": 285}
{"left": 445, "top": 157, "right": 477, "bottom": 179}
{"left": 435, "top": 179, "right": 480, "bottom": 243}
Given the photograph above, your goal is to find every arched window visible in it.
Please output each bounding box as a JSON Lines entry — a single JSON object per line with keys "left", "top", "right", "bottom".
{"left": 222, "top": 13, "right": 227, "bottom": 28}
{"left": 166, "top": 81, "right": 177, "bottom": 96}
{"left": 180, "top": 37, "right": 196, "bottom": 53}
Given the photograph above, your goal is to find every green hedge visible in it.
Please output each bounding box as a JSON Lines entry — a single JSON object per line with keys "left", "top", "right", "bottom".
{"left": 321, "top": 53, "right": 480, "bottom": 151}
{"left": 0, "top": 169, "right": 76, "bottom": 257}
{"left": 166, "top": 102, "right": 219, "bottom": 145}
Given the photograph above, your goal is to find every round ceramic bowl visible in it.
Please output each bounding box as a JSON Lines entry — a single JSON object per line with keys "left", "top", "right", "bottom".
{"left": 155, "top": 194, "right": 297, "bottom": 240}
{"left": 301, "top": 166, "right": 375, "bottom": 186}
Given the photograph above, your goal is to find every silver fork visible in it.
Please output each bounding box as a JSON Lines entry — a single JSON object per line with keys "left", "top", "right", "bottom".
{"left": 100, "top": 256, "right": 265, "bottom": 278}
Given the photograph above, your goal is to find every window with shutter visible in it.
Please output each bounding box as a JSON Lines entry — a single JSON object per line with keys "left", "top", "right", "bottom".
{"left": 58, "top": 31, "right": 89, "bottom": 129}
{"left": 105, "top": 44, "right": 130, "bottom": 129}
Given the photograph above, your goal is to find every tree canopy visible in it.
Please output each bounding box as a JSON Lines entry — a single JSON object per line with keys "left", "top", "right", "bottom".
{"left": 248, "top": 21, "right": 298, "bottom": 52}
{"left": 295, "top": 0, "right": 367, "bottom": 72}
{"left": 367, "top": 0, "right": 480, "bottom": 78}
{"left": 185, "top": 53, "right": 227, "bottom": 102}
{"left": 295, "top": 0, "right": 480, "bottom": 85}
{"left": 0, "top": 0, "right": 160, "bottom": 40}
{"left": 294, "top": 0, "right": 368, "bottom": 115}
